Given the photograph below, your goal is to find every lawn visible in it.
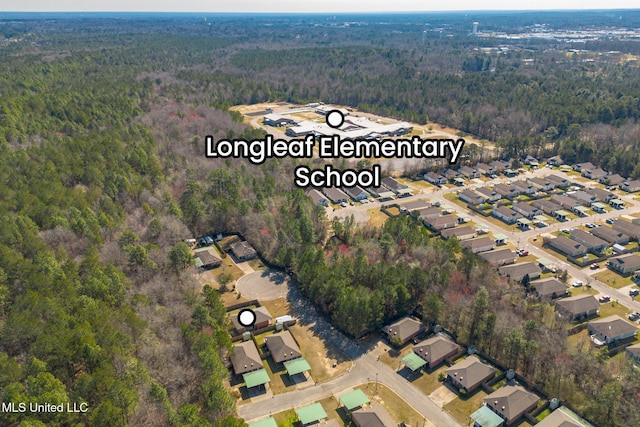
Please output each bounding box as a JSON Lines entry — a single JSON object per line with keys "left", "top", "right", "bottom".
{"left": 360, "top": 384, "right": 424, "bottom": 427}
{"left": 386, "top": 207, "right": 402, "bottom": 216}
{"left": 378, "top": 342, "right": 413, "bottom": 371}
{"left": 248, "top": 258, "right": 267, "bottom": 271}
{"left": 366, "top": 208, "right": 390, "bottom": 228}
{"left": 444, "top": 389, "right": 488, "bottom": 425}
{"left": 598, "top": 300, "right": 631, "bottom": 319}
{"left": 594, "top": 269, "right": 634, "bottom": 289}
{"left": 288, "top": 323, "right": 351, "bottom": 383}
{"left": 412, "top": 364, "right": 449, "bottom": 395}
{"left": 566, "top": 286, "right": 598, "bottom": 297}
{"left": 271, "top": 396, "right": 344, "bottom": 427}
{"left": 259, "top": 298, "right": 291, "bottom": 319}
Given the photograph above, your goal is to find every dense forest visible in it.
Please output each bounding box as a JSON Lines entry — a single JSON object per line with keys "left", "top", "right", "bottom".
{"left": 1, "top": 11, "right": 640, "bottom": 426}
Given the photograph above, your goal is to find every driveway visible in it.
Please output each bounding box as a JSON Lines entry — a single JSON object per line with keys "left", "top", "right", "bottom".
{"left": 236, "top": 270, "right": 289, "bottom": 301}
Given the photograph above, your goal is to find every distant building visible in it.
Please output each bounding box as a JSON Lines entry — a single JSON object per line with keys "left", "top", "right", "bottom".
{"left": 483, "top": 385, "right": 538, "bottom": 425}
{"left": 384, "top": 317, "right": 425, "bottom": 346}
{"left": 555, "top": 295, "right": 600, "bottom": 322}
{"left": 588, "top": 315, "right": 637, "bottom": 345}
{"left": 413, "top": 334, "right": 460, "bottom": 368}
{"left": 306, "top": 189, "right": 329, "bottom": 207}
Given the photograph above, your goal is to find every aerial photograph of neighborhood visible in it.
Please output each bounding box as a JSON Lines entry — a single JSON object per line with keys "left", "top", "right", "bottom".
{"left": 0, "top": 2, "right": 640, "bottom": 427}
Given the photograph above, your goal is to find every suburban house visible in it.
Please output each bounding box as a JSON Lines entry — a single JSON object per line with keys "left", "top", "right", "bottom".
{"left": 231, "top": 306, "right": 273, "bottom": 334}
{"left": 529, "top": 278, "right": 567, "bottom": 300}
{"left": 584, "top": 187, "right": 614, "bottom": 203}
{"left": 489, "top": 159, "right": 510, "bottom": 172}
{"left": 343, "top": 185, "right": 369, "bottom": 201}
{"left": 573, "top": 162, "right": 596, "bottom": 172}
{"left": 425, "top": 171, "right": 446, "bottom": 186}
{"left": 569, "top": 229, "right": 608, "bottom": 253}
{"left": 590, "top": 226, "right": 630, "bottom": 245}
{"left": 582, "top": 167, "right": 607, "bottom": 181}
{"left": 512, "top": 202, "right": 539, "bottom": 219}
{"left": 548, "top": 236, "right": 588, "bottom": 257}
{"left": 306, "top": 189, "right": 329, "bottom": 207}
{"left": 492, "top": 206, "right": 522, "bottom": 224}
{"left": 547, "top": 155, "right": 564, "bottom": 166}
{"left": 459, "top": 189, "right": 484, "bottom": 205}
{"left": 400, "top": 200, "right": 430, "bottom": 212}
{"left": 532, "top": 199, "right": 563, "bottom": 216}
{"left": 460, "top": 237, "right": 494, "bottom": 254}
{"left": 413, "top": 334, "right": 460, "bottom": 369}
{"left": 415, "top": 207, "right": 442, "bottom": 221}
{"left": 476, "top": 163, "right": 493, "bottom": 175}
{"left": 512, "top": 180, "right": 536, "bottom": 195}
{"left": 588, "top": 315, "right": 638, "bottom": 345}
{"left": 524, "top": 155, "right": 539, "bottom": 166}
{"left": 441, "top": 226, "right": 476, "bottom": 241}
{"left": 619, "top": 180, "right": 640, "bottom": 193}
{"left": 322, "top": 187, "right": 350, "bottom": 203}
{"left": 263, "top": 113, "right": 297, "bottom": 127}
{"left": 483, "top": 385, "right": 539, "bottom": 425}
{"left": 493, "top": 183, "right": 519, "bottom": 199}
{"left": 611, "top": 219, "right": 640, "bottom": 240}
{"left": 550, "top": 194, "right": 580, "bottom": 211}
{"left": 528, "top": 177, "right": 554, "bottom": 191}
{"left": 545, "top": 174, "right": 570, "bottom": 188}
{"left": 381, "top": 177, "right": 410, "bottom": 195}
{"left": 555, "top": 295, "right": 600, "bottom": 322}
{"left": 444, "top": 169, "right": 461, "bottom": 181}
{"left": 479, "top": 249, "right": 517, "bottom": 267}
{"left": 536, "top": 409, "right": 585, "bottom": 427}
{"left": 351, "top": 403, "right": 395, "bottom": 427}
{"left": 231, "top": 340, "right": 263, "bottom": 375}
{"left": 424, "top": 215, "right": 458, "bottom": 232}
{"left": 476, "top": 187, "right": 501, "bottom": 202}
{"left": 264, "top": 330, "right": 302, "bottom": 364}
{"left": 459, "top": 165, "right": 480, "bottom": 179}
{"left": 498, "top": 262, "right": 542, "bottom": 282}
{"left": 365, "top": 185, "right": 395, "bottom": 199}
{"left": 193, "top": 248, "right": 222, "bottom": 269}
{"left": 608, "top": 253, "right": 640, "bottom": 275}
{"left": 567, "top": 191, "right": 597, "bottom": 206}
{"left": 230, "top": 241, "right": 258, "bottom": 261}
{"left": 626, "top": 343, "right": 640, "bottom": 363}
{"left": 384, "top": 317, "right": 425, "bottom": 346}
{"left": 446, "top": 356, "right": 496, "bottom": 393}
{"left": 601, "top": 173, "right": 626, "bottom": 186}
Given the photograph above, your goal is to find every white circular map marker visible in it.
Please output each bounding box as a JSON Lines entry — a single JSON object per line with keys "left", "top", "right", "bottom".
{"left": 238, "top": 308, "right": 257, "bottom": 327}
{"left": 326, "top": 110, "right": 345, "bottom": 129}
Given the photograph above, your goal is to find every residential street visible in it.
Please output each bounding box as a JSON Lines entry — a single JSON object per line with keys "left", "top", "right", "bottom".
{"left": 238, "top": 348, "right": 460, "bottom": 427}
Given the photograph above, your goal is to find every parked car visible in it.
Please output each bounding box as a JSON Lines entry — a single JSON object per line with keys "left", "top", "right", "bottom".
{"left": 340, "top": 201, "right": 347, "bottom": 208}
{"left": 516, "top": 249, "right": 529, "bottom": 257}
{"left": 628, "top": 312, "right": 640, "bottom": 321}
{"left": 599, "top": 295, "right": 611, "bottom": 303}
{"left": 585, "top": 223, "right": 596, "bottom": 228}
{"left": 561, "top": 228, "right": 571, "bottom": 234}
{"left": 572, "top": 280, "right": 584, "bottom": 288}
{"left": 630, "top": 289, "right": 640, "bottom": 297}
{"left": 606, "top": 218, "right": 615, "bottom": 224}
{"left": 590, "top": 263, "right": 600, "bottom": 270}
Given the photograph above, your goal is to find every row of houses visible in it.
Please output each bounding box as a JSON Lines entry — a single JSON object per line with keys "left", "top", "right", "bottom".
{"left": 384, "top": 317, "right": 587, "bottom": 426}
{"left": 571, "top": 160, "right": 640, "bottom": 192}
{"left": 306, "top": 176, "right": 410, "bottom": 205}
{"left": 231, "top": 329, "right": 311, "bottom": 392}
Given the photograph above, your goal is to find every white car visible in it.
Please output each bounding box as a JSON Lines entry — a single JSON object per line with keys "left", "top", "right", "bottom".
{"left": 572, "top": 280, "right": 584, "bottom": 288}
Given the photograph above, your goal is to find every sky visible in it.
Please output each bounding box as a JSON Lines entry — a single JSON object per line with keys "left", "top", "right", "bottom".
{"left": 1, "top": 0, "right": 639, "bottom": 13}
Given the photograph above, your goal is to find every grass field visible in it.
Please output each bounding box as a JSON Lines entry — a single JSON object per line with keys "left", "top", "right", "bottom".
{"left": 444, "top": 389, "right": 487, "bottom": 425}
{"left": 367, "top": 208, "right": 389, "bottom": 228}
{"left": 412, "top": 364, "right": 449, "bottom": 395}
{"left": 289, "top": 323, "right": 351, "bottom": 383}
{"left": 361, "top": 383, "right": 425, "bottom": 427}
{"left": 594, "top": 269, "right": 634, "bottom": 288}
